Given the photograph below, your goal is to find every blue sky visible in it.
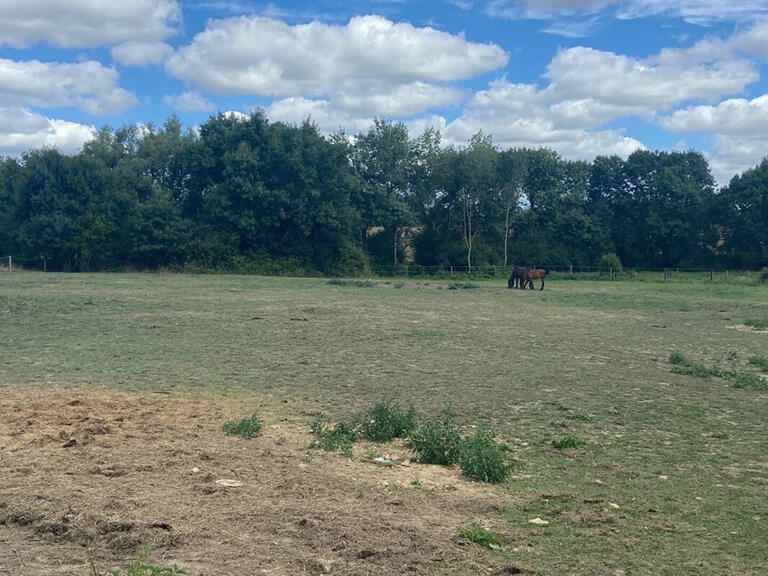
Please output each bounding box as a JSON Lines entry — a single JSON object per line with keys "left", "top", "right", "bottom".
{"left": 2, "top": 1, "right": 768, "bottom": 186}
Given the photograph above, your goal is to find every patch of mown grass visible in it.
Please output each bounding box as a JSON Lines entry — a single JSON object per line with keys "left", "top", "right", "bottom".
{"left": 221, "top": 412, "right": 262, "bottom": 438}
{"left": 101, "top": 544, "right": 186, "bottom": 576}
{"left": 358, "top": 399, "right": 416, "bottom": 442}
{"left": 457, "top": 428, "right": 512, "bottom": 484}
{"left": 457, "top": 523, "right": 501, "bottom": 549}
{"left": 552, "top": 434, "right": 585, "bottom": 450}
{"left": 326, "top": 278, "right": 376, "bottom": 288}
{"left": 406, "top": 408, "right": 461, "bottom": 465}
{"left": 447, "top": 281, "right": 477, "bottom": 290}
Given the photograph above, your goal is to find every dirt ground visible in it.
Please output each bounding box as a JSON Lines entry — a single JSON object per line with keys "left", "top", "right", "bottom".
{"left": 0, "top": 387, "right": 518, "bottom": 575}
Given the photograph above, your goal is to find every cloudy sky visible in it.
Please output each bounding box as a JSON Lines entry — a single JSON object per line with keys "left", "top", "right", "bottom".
{"left": 1, "top": 0, "right": 768, "bottom": 186}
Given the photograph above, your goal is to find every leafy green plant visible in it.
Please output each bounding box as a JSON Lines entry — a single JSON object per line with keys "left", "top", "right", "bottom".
{"left": 748, "top": 355, "right": 768, "bottom": 373}
{"left": 106, "top": 544, "right": 186, "bottom": 576}
{"left": 221, "top": 412, "right": 262, "bottom": 439}
{"left": 358, "top": 399, "right": 416, "bottom": 442}
{"left": 745, "top": 317, "right": 768, "bottom": 330}
{"left": 552, "top": 434, "right": 585, "bottom": 449}
{"left": 457, "top": 429, "right": 512, "bottom": 483}
{"left": 732, "top": 371, "right": 768, "bottom": 391}
{"left": 310, "top": 413, "right": 358, "bottom": 455}
{"left": 668, "top": 352, "right": 725, "bottom": 378}
{"left": 406, "top": 408, "right": 461, "bottom": 465}
{"left": 457, "top": 523, "right": 501, "bottom": 548}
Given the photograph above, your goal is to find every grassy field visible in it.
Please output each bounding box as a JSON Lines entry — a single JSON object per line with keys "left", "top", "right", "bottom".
{"left": 1, "top": 272, "right": 767, "bottom": 575}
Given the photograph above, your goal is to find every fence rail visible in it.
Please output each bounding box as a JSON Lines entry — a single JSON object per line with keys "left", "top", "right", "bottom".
{"left": 1, "top": 255, "right": 763, "bottom": 283}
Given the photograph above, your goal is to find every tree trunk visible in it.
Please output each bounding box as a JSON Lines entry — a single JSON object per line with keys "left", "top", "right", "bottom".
{"left": 504, "top": 199, "right": 511, "bottom": 267}
{"left": 462, "top": 191, "right": 473, "bottom": 273}
{"left": 393, "top": 227, "right": 398, "bottom": 267}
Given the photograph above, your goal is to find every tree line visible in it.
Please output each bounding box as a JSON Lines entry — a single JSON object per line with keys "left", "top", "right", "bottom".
{"left": 1, "top": 112, "right": 766, "bottom": 273}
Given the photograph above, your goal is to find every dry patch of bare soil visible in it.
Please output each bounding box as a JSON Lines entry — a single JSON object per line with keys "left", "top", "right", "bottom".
{"left": 0, "top": 388, "right": 513, "bottom": 575}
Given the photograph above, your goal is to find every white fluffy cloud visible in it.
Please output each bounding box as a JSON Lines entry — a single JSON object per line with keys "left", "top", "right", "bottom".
{"left": 265, "top": 97, "right": 374, "bottom": 134}
{"left": 111, "top": 41, "right": 174, "bottom": 67}
{"left": 0, "top": 107, "right": 94, "bottom": 156}
{"left": 661, "top": 94, "right": 768, "bottom": 134}
{"left": 436, "top": 79, "right": 644, "bottom": 159}
{"left": 164, "top": 91, "right": 217, "bottom": 112}
{"left": 0, "top": 58, "right": 137, "bottom": 116}
{"left": 0, "top": 1, "right": 181, "bottom": 49}
{"left": 485, "top": 1, "right": 768, "bottom": 24}
{"left": 544, "top": 46, "right": 757, "bottom": 110}
{"left": 166, "top": 15, "right": 507, "bottom": 110}
{"left": 660, "top": 94, "right": 768, "bottom": 186}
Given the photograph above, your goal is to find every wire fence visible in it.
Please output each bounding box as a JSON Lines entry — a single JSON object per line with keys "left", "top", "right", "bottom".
{"left": 1, "top": 255, "right": 764, "bottom": 284}
{"left": 366, "top": 264, "right": 763, "bottom": 283}
{"left": 1, "top": 255, "right": 47, "bottom": 272}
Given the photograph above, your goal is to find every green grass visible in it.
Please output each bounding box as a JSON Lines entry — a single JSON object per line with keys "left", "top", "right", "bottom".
{"left": 100, "top": 544, "right": 185, "bottom": 576}
{"left": 2, "top": 272, "right": 767, "bottom": 574}
{"left": 221, "top": 412, "right": 262, "bottom": 438}
{"left": 748, "top": 355, "right": 768, "bottom": 373}
{"left": 456, "top": 523, "right": 501, "bottom": 549}
{"left": 745, "top": 316, "right": 768, "bottom": 330}
{"left": 552, "top": 434, "right": 585, "bottom": 449}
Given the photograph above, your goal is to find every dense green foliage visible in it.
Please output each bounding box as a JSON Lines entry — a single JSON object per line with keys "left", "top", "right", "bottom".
{"left": 221, "top": 412, "right": 263, "bottom": 439}
{"left": 1, "top": 113, "right": 766, "bottom": 272}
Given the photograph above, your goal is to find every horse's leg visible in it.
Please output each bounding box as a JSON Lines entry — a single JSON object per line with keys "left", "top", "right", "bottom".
{"left": 540, "top": 278, "right": 545, "bottom": 291}
{"left": 528, "top": 278, "right": 534, "bottom": 290}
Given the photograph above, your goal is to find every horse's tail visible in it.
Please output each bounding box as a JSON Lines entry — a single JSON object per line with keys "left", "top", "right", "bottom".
{"left": 544, "top": 266, "right": 551, "bottom": 276}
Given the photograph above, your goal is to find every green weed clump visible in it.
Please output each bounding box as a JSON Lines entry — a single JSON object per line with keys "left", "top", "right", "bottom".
{"left": 748, "top": 355, "right": 768, "bottom": 373}
{"left": 552, "top": 434, "right": 585, "bottom": 449}
{"left": 668, "top": 352, "right": 725, "bottom": 378}
{"left": 105, "top": 545, "right": 186, "bottom": 576}
{"left": 221, "top": 412, "right": 262, "bottom": 439}
{"left": 358, "top": 399, "right": 416, "bottom": 442}
{"left": 406, "top": 409, "right": 461, "bottom": 465}
{"left": 456, "top": 523, "right": 501, "bottom": 548}
{"left": 457, "top": 429, "right": 512, "bottom": 483}
{"left": 732, "top": 372, "right": 768, "bottom": 391}
{"left": 745, "top": 317, "right": 768, "bottom": 330}
{"left": 310, "top": 414, "right": 358, "bottom": 455}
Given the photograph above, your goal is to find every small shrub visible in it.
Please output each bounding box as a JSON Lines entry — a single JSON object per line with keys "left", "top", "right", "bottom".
{"left": 598, "top": 253, "right": 623, "bottom": 274}
{"left": 407, "top": 409, "right": 461, "bottom": 465}
{"left": 760, "top": 266, "right": 768, "bottom": 282}
{"left": 457, "top": 429, "right": 512, "bottom": 483}
{"left": 394, "top": 282, "right": 404, "bottom": 289}
{"left": 732, "top": 372, "right": 768, "bottom": 391}
{"left": 448, "top": 282, "right": 477, "bottom": 290}
{"left": 222, "top": 412, "right": 262, "bottom": 439}
{"left": 106, "top": 544, "right": 186, "bottom": 576}
{"left": 310, "top": 413, "right": 358, "bottom": 455}
{"left": 668, "top": 351, "right": 688, "bottom": 366}
{"left": 748, "top": 355, "right": 768, "bottom": 373}
{"left": 359, "top": 399, "right": 416, "bottom": 442}
{"left": 552, "top": 434, "right": 585, "bottom": 449}
{"left": 457, "top": 523, "right": 501, "bottom": 548}
{"left": 745, "top": 317, "right": 768, "bottom": 330}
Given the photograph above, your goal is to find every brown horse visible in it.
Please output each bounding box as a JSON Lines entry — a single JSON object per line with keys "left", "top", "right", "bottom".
{"left": 507, "top": 266, "right": 529, "bottom": 289}
{"left": 521, "top": 266, "right": 550, "bottom": 291}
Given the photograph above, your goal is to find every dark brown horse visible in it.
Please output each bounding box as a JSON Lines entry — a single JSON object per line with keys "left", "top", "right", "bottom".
{"left": 522, "top": 266, "right": 550, "bottom": 291}
{"left": 508, "top": 266, "right": 529, "bottom": 289}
